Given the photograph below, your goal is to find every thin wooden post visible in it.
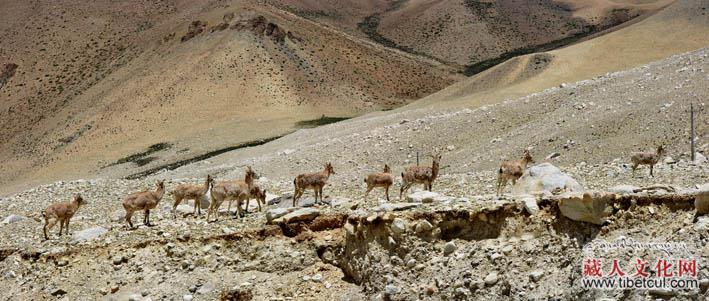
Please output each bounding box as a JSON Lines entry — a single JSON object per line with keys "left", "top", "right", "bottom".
{"left": 690, "top": 103, "right": 695, "bottom": 162}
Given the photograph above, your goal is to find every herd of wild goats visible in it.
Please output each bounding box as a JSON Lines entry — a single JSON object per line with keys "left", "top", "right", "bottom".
{"left": 40, "top": 145, "right": 667, "bottom": 240}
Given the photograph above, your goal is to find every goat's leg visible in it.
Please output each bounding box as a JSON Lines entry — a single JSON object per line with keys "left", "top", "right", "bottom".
{"left": 650, "top": 165, "right": 654, "bottom": 177}
{"left": 292, "top": 189, "right": 301, "bottom": 207}
{"left": 385, "top": 185, "right": 390, "bottom": 202}
{"left": 227, "top": 199, "right": 234, "bottom": 218}
{"left": 173, "top": 196, "right": 182, "bottom": 219}
{"left": 400, "top": 183, "right": 410, "bottom": 200}
{"left": 58, "top": 220, "right": 64, "bottom": 236}
{"left": 193, "top": 197, "right": 201, "bottom": 217}
{"left": 364, "top": 185, "right": 373, "bottom": 200}
{"left": 144, "top": 209, "right": 152, "bottom": 226}
{"left": 125, "top": 211, "right": 134, "bottom": 229}
{"left": 44, "top": 218, "right": 57, "bottom": 240}
{"left": 631, "top": 163, "right": 638, "bottom": 177}
{"left": 235, "top": 200, "right": 242, "bottom": 220}
{"left": 65, "top": 219, "right": 70, "bottom": 235}
{"left": 500, "top": 178, "right": 509, "bottom": 195}
{"left": 207, "top": 200, "right": 217, "bottom": 222}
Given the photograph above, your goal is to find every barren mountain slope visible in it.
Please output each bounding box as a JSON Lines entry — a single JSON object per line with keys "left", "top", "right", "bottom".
{"left": 411, "top": 0, "right": 709, "bottom": 108}
{"left": 0, "top": 0, "right": 459, "bottom": 193}
{"left": 267, "top": 0, "right": 672, "bottom": 70}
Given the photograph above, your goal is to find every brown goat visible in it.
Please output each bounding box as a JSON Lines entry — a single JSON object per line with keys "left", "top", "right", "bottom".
{"left": 43, "top": 194, "right": 87, "bottom": 240}
{"left": 400, "top": 154, "right": 441, "bottom": 200}
{"left": 171, "top": 175, "right": 213, "bottom": 218}
{"left": 364, "top": 164, "right": 394, "bottom": 202}
{"left": 496, "top": 149, "right": 534, "bottom": 196}
{"left": 122, "top": 180, "right": 165, "bottom": 229}
{"left": 293, "top": 162, "right": 335, "bottom": 206}
{"left": 631, "top": 145, "right": 665, "bottom": 177}
{"left": 244, "top": 185, "right": 267, "bottom": 213}
{"left": 208, "top": 167, "right": 257, "bottom": 222}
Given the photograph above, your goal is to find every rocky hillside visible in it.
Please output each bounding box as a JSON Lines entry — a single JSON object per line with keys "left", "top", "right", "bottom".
{"left": 0, "top": 40, "right": 706, "bottom": 301}
{"left": 267, "top": 0, "right": 672, "bottom": 71}
{"left": 0, "top": 0, "right": 460, "bottom": 193}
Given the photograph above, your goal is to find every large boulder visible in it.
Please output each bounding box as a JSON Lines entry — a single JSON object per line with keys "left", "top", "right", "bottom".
{"left": 406, "top": 191, "right": 451, "bottom": 203}
{"left": 272, "top": 208, "right": 320, "bottom": 224}
{"left": 265, "top": 193, "right": 280, "bottom": 205}
{"left": 266, "top": 208, "right": 297, "bottom": 223}
{"left": 695, "top": 183, "right": 709, "bottom": 215}
{"left": 72, "top": 226, "right": 108, "bottom": 242}
{"left": 557, "top": 191, "right": 616, "bottom": 225}
{"left": 512, "top": 163, "right": 583, "bottom": 196}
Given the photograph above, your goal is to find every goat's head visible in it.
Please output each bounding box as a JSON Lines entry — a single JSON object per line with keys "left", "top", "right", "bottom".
{"left": 206, "top": 174, "right": 214, "bottom": 184}
{"left": 245, "top": 166, "right": 258, "bottom": 180}
{"left": 657, "top": 145, "right": 665, "bottom": 155}
{"left": 155, "top": 180, "right": 165, "bottom": 191}
{"left": 73, "top": 193, "right": 87, "bottom": 206}
{"left": 383, "top": 164, "right": 391, "bottom": 173}
{"left": 325, "top": 162, "right": 335, "bottom": 175}
{"left": 431, "top": 153, "right": 442, "bottom": 164}
{"left": 523, "top": 149, "right": 534, "bottom": 164}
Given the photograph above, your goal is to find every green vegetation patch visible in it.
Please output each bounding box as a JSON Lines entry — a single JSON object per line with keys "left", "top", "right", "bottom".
{"left": 112, "top": 143, "right": 172, "bottom": 167}
{"left": 295, "top": 116, "right": 351, "bottom": 128}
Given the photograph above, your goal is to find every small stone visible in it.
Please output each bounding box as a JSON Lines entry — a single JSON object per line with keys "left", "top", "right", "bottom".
{"left": 183, "top": 295, "right": 194, "bottom": 301}
{"left": 490, "top": 253, "right": 503, "bottom": 261}
{"left": 51, "top": 288, "right": 67, "bottom": 296}
{"left": 446, "top": 145, "right": 455, "bottom": 151}
{"left": 129, "top": 294, "right": 142, "bottom": 301}
{"left": 443, "top": 241, "right": 456, "bottom": 255}
{"left": 529, "top": 270, "right": 544, "bottom": 282}
{"left": 415, "top": 220, "right": 433, "bottom": 233}
{"left": 110, "top": 285, "right": 120, "bottom": 294}
{"left": 663, "top": 156, "right": 676, "bottom": 164}
{"left": 521, "top": 196, "right": 539, "bottom": 215}
{"left": 406, "top": 259, "right": 416, "bottom": 268}
{"left": 390, "top": 218, "right": 407, "bottom": 234}
{"left": 385, "top": 284, "right": 399, "bottom": 295}
{"left": 112, "top": 256, "right": 124, "bottom": 265}
{"left": 312, "top": 274, "right": 323, "bottom": 282}
{"left": 501, "top": 245, "right": 513, "bottom": 254}
{"left": 484, "top": 272, "right": 499, "bottom": 285}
